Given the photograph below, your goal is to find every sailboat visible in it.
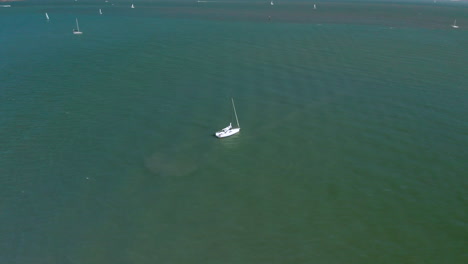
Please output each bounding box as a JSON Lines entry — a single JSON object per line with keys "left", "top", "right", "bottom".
{"left": 73, "top": 18, "right": 83, "bottom": 35}
{"left": 314, "top": 4, "right": 317, "bottom": 10}
{"left": 131, "top": 4, "right": 135, "bottom": 8}
{"left": 99, "top": 9, "right": 102, "bottom": 15}
{"left": 215, "top": 98, "right": 241, "bottom": 138}
{"left": 270, "top": 1, "right": 274, "bottom": 6}
{"left": 45, "top": 12, "right": 49, "bottom": 21}
{"left": 451, "top": 19, "right": 459, "bottom": 29}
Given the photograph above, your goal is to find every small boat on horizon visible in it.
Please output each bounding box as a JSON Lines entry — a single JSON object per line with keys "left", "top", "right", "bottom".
{"left": 99, "top": 9, "right": 102, "bottom": 15}
{"left": 131, "top": 4, "right": 135, "bottom": 8}
{"left": 73, "top": 18, "right": 83, "bottom": 35}
{"left": 451, "top": 19, "right": 459, "bottom": 28}
{"left": 45, "top": 12, "right": 49, "bottom": 20}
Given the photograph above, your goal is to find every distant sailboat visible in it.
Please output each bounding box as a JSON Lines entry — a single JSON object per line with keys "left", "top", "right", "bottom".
{"left": 45, "top": 12, "right": 49, "bottom": 20}
{"left": 215, "top": 98, "right": 241, "bottom": 138}
{"left": 131, "top": 4, "right": 135, "bottom": 8}
{"left": 99, "top": 8, "right": 102, "bottom": 15}
{"left": 270, "top": 1, "right": 274, "bottom": 6}
{"left": 314, "top": 4, "right": 317, "bottom": 10}
{"left": 451, "top": 19, "right": 459, "bottom": 28}
{"left": 73, "top": 18, "right": 83, "bottom": 35}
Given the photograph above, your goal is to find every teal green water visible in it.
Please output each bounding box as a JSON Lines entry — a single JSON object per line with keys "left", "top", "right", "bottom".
{"left": 1, "top": 1, "right": 467, "bottom": 263}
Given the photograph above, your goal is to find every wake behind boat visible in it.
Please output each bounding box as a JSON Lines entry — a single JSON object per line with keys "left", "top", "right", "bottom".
{"left": 215, "top": 98, "right": 241, "bottom": 138}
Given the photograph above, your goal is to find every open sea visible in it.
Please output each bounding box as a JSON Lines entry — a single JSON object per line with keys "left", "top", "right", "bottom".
{"left": 0, "top": 0, "right": 467, "bottom": 263}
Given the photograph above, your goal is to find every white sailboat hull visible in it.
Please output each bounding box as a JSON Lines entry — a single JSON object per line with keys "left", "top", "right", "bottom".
{"left": 215, "top": 98, "right": 241, "bottom": 139}
{"left": 215, "top": 128, "right": 240, "bottom": 138}
{"left": 73, "top": 18, "right": 82, "bottom": 34}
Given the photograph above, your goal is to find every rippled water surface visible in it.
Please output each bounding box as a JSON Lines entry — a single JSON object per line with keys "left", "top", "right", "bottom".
{"left": 0, "top": 1, "right": 467, "bottom": 263}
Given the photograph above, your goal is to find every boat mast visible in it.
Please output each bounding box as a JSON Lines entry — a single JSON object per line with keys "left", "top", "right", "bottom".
{"left": 76, "top": 18, "right": 80, "bottom": 31}
{"left": 232, "top": 98, "right": 240, "bottom": 128}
